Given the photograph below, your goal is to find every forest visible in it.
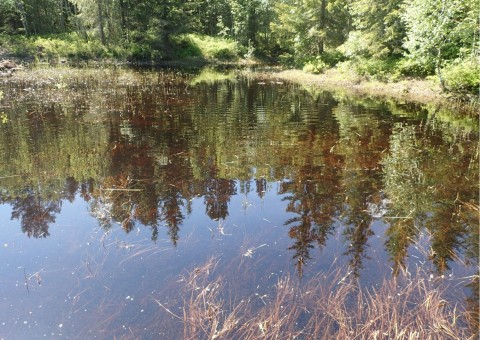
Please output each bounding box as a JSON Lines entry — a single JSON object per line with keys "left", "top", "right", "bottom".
{"left": 0, "top": 0, "right": 478, "bottom": 97}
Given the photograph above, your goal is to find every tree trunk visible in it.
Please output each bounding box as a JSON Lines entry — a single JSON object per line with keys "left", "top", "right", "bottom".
{"left": 247, "top": 5, "right": 257, "bottom": 47}
{"left": 436, "top": 47, "right": 447, "bottom": 92}
{"left": 119, "top": 0, "right": 128, "bottom": 40}
{"left": 97, "top": 0, "right": 106, "bottom": 45}
{"left": 15, "top": 0, "right": 29, "bottom": 35}
{"left": 318, "top": 0, "right": 327, "bottom": 55}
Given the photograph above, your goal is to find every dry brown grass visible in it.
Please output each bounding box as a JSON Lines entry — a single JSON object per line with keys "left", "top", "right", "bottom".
{"left": 159, "top": 258, "right": 476, "bottom": 339}
{"left": 244, "top": 68, "right": 479, "bottom": 116}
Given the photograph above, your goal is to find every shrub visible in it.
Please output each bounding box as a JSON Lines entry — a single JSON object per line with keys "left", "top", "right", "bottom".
{"left": 179, "top": 34, "right": 241, "bottom": 61}
{"left": 278, "top": 53, "right": 295, "bottom": 66}
{"left": 303, "top": 58, "right": 328, "bottom": 74}
{"left": 442, "top": 56, "right": 480, "bottom": 95}
{"left": 213, "top": 48, "right": 236, "bottom": 61}
{"left": 127, "top": 43, "right": 153, "bottom": 62}
{"left": 353, "top": 57, "right": 398, "bottom": 81}
{"left": 170, "top": 36, "right": 202, "bottom": 59}
{"left": 321, "top": 50, "right": 346, "bottom": 67}
{"left": 395, "top": 58, "right": 435, "bottom": 78}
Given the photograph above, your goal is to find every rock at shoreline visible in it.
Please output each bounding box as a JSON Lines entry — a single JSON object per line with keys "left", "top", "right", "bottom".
{"left": 0, "top": 59, "right": 20, "bottom": 77}
{"left": 0, "top": 60, "right": 17, "bottom": 69}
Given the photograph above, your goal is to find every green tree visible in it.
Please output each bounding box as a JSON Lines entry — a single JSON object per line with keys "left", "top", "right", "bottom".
{"left": 342, "top": 0, "right": 404, "bottom": 58}
{"left": 0, "top": 0, "right": 22, "bottom": 33}
{"left": 271, "top": 0, "right": 350, "bottom": 63}
{"left": 402, "top": 0, "right": 479, "bottom": 89}
{"left": 11, "top": 0, "right": 73, "bottom": 35}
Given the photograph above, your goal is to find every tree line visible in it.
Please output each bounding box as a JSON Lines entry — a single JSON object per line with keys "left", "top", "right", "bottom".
{"left": 0, "top": 0, "right": 478, "bottom": 94}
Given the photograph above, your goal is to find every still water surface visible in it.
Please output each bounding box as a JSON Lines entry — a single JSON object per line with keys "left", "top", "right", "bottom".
{"left": 0, "top": 67, "right": 478, "bottom": 338}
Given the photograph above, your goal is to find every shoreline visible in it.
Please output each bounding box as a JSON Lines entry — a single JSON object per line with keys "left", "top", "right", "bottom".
{"left": 249, "top": 68, "right": 478, "bottom": 115}
{"left": 2, "top": 54, "right": 478, "bottom": 115}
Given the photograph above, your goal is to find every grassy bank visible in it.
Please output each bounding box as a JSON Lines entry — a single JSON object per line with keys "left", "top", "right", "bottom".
{"left": 0, "top": 33, "right": 247, "bottom": 65}
{"left": 243, "top": 68, "right": 479, "bottom": 116}
{"left": 1, "top": 32, "right": 477, "bottom": 114}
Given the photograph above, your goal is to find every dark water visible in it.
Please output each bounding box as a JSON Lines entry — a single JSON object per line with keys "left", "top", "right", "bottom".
{"left": 0, "top": 67, "right": 478, "bottom": 338}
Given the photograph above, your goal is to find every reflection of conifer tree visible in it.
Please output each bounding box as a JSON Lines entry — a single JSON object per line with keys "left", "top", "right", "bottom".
{"left": 160, "top": 191, "right": 184, "bottom": 246}
{"left": 285, "top": 213, "right": 315, "bottom": 278}
{"left": 281, "top": 123, "right": 344, "bottom": 276}
{"left": 340, "top": 169, "right": 378, "bottom": 278}
{"left": 334, "top": 102, "right": 392, "bottom": 278}
{"left": 385, "top": 218, "right": 418, "bottom": 275}
{"left": 204, "top": 170, "right": 236, "bottom": 220}
{"left": 80, "top": 178, "right": 95, "bottom": 202}
{"left": 255, "top": 178, "right": 267, "bottom": 199}
{"left": 11, "top": 194, "right": 61, "bottom": 238}
{"left": 382, "top": 125, "right": 430, "bottom": 275}
{"left": 342, "top": 217, "right": 374, "bottom": 277}
{"left": 64, "top": 177, "right": 79, "bottom": 202}
{"left": 134, "top": 185, "right": 161, "bottom": 242}
{"left": 426, "top": 203, "right": 468, "bottom": 273}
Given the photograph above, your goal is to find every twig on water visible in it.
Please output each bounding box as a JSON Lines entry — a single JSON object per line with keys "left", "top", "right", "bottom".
{"left": 24, "top": 268, "right": 29, "bottom": 293}
{"left": 153, "top": 297, "right": 183, "bottom": 320}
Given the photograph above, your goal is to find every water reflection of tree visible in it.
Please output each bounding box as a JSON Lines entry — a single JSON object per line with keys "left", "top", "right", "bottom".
{"left": 280, "top": 121, "right": 344, "bottom": 277}
{"left": 9, "top": 194, "right": 61, "bottom": 238}
{"left": 334, "top": 104, "right": 391, "bottom": 277}
{"left": 204, "top": 176, "right": 236, "bottom": 220}
{"left": 382, "top": 123, "right": 479, "bottom": 275}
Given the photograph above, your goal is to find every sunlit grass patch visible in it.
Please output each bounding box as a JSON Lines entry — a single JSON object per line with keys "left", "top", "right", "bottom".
{"left": 173, "top": 34, "right": 243, "bottom": 61}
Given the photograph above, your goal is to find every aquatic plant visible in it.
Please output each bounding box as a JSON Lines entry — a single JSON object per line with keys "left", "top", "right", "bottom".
{"left": 164, "top": 258, "right": 476, "bottom": 339}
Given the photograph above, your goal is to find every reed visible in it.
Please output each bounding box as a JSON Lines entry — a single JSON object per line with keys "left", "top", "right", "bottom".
{"left": 164, "top": 258, "right": 476, "bottom": 339}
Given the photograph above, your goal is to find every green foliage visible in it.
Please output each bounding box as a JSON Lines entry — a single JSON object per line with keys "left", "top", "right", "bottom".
{"left": 35, "top": 34, "right": 110, "bottom": 60}
{"left": 125, "top": 43, "right": 155, "bottom": 62}
{"left": 346, "top": 0, "right": 405, "bottom": 58}
{"left": 402, "top": 0, "right": 478, "bottom": 71}
{"left": 0, "top": 112, "right": 8, "bottom": 124}
{"left": 177, "top": 34, "right": 242, "bottom": 61}
{"left": 442, "top": 56, "right": 480, "bottom": 95}
{"left": 394, "top": 58, "right": 434, "bottom": 78}
{"left": 0, "top": 33, "right": 37, "bottom": 57}
{"left": 352, "top": 57, "right": 399, "bottom": 81}
{"left": 170, "top": 36, "right": 203, "bottom": 59}
{"left": 271, "top": 0, "right": 350, "bottom": 63}
{"left": 320, "top": 50, "right": 346, "bottom": 67}
{"left": 0, "top": 0, "right": 21, "bottom": 34}
{"left": 303, "top": 59, "right": 328, "bottom": 74}
{"left": 213, "top": 48, "right": 237, "bottom": 60}
{"left": 0, "top": 0, "right": 476, "bottom": 100}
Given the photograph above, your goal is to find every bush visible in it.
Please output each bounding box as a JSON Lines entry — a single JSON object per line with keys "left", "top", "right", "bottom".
{"left": 213, "top": 48, "right": 236, "bottom": 61}
{"left": 127, "top": 43, "right": 153, "bottom": 62}
{"left": 278, "top": 53, "right": 295, "bottom": 66}
{"left": 0, "top": 33, "right": 36, "bottom": 57}
{"left": 170, "top": 36, "right": 202, "bottom": 59}
{"left": 303, "top": 58, "right": 328, "bottom": 74}
{"left": 178, "top": 34, "right": 241, "bottom": 61}
{"left": 321, "top": 50, "right": 346, "bottom": 67}
{"left": 395, "top": 58, "right": 434, "bottom": 78}
{"left": 442, "top": 57, "right": 480, "bottom": 95}
{"left": 352, "top": 57, "right": 398, "bottom": 81}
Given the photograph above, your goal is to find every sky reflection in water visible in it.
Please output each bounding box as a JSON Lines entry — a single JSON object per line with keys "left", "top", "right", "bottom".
{"left": 0, "top": 67, "right": 478, "bottom": 337}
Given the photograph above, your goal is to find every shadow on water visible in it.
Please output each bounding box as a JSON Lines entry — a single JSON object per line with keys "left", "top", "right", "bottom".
{"left": 0, "top": 66, "right": 478, "bottom": 337}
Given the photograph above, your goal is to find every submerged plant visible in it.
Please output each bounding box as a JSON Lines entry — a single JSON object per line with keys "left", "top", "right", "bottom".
{"left": 159, "top": 257, "right": 476, "bottom": 339}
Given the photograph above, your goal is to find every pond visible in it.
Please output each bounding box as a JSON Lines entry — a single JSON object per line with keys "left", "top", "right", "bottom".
{"left": 0, "top": 66, "right": 478, "bottom": 338}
